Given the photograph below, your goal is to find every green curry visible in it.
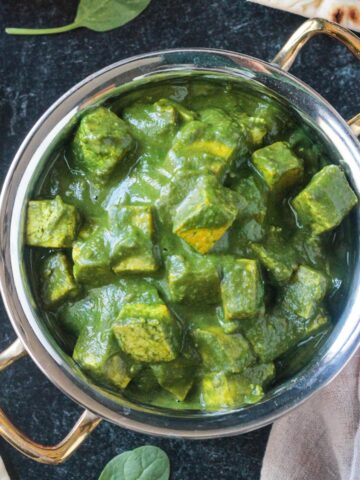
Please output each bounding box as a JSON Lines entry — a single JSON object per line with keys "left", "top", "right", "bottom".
{"left": 25, "top": 78, "right": 358, "bottom": 411}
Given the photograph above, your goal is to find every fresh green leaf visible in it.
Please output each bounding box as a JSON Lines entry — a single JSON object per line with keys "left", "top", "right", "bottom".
{"left": 5, "top": 0, "right": 152, "bottom": 36}
{"left": 99, "top": 445, "right": 170, "bottom": 480}
{"left": 75, "top": 0, "right": 152, "bottom": 32}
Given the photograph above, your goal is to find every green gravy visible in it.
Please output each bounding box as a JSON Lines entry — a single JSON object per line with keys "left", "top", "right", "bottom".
{"left": 26, "top": 78, "right": 358, "bottom": 411}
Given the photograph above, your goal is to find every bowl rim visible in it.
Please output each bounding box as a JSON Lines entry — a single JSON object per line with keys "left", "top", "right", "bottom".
{"left": 1, "top": 47, "right": 360, "bottom": 438}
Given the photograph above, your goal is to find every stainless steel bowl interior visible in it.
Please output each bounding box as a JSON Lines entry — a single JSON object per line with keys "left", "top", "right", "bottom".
{"left": 1, "top": 49, "right": 360, "bottom": 438}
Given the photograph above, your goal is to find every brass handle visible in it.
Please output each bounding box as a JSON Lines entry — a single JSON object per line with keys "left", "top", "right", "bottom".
{"left": 272, "top": 17, "right": 360, "bottom": 71}
{"left": 0, "top": 339, "right": 101, "bottom": 464}
{"left": 272, "top": 17, "right": 360, "bottom": 137}
{"left": 348, "top": 113, "right": 360, "bottom": 137}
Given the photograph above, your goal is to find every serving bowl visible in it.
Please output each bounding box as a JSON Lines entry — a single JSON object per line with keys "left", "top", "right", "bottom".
{"left": 0, "top": 18, "right": 360, "bottom": 464}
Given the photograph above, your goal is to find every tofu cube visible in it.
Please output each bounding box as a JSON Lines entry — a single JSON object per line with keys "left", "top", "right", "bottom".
{"left": 252, "top": 142, "right": 303, "bottom": 191}
{"left": 200, "top": 372, "right": 263, "bottom": 410}
{"left": 60, "top": 281, "right": 151, "bottom": 338}
{"left": 123, "top": 99, "right": 178, "bottom": 140}
{"left": 167, "top": 108, "right": 243, "bottom": 177}
{"left": 72, "top": 107, "right": 134, "bottom": 179}
{"left": 113, "top": 303, "right": 181, "bottom": 363}
{"left": 26, "top": 195, "right": 79, "bottom": 248}
{"left": 237, "top": 219, "right": 265, "bottom": 244}
{"left": 306, "top": 308, "right": 330, "bottom": 336}
{"left": 166, "top": 254, "right": 220, "bottom": 304}
{"left": 234, "top": 175, "right": 267, "bottom": 222}
{"left": 192, "top": 327, "right": 255, "bottom": 373}
{"left": 173, "top": 175, "right": 240, "bottom": 254}
{"left": 41, "top": 253, "right": 78, "bottom": 308}
{"left": 73, "top": 326, "right": 139, "bottom": 389}
{"left": 109, "top": 206, "right": 157, "bottom": 274}
{"left": 244, "top": 312, "right": 297, "bottom": 362}
{"left": 292, "top": 165, "right": 358, "bottom": 234}
{"left": 251, "top": 243, "right": 294, "bottom": 285}
{"left": 72, "top": 228, "right": 113, "bottom": 285}
{"left": 59, "top": 295, "right": 94, "bottom": 337}
{"left": 130, "top": 368, "right": 160, "bottom": 394}
{"left": 251, "top": 228, "right": 297, "bottom": 285}
{"left": 244, "top": 307, "right": 329, "bottom": 362}
{"left": 221, "top": 259, "right": 264, "bottom": 321}
{"left": 150, "top": 343, "right": 199, "bottom": 401}
{"left": 254, "top": 102, "right": 289, "bottom": 141}
{"left": 282, "top": 265, "right": 328, "bottom": 319}
{"left": 157, "top": 99, "right": 196, "bottom": 122}
{"left": 102, "top": 353, "right": 142, "bottom": 390}
{"left": 234, "top": 113, "right": 268, "bottom": 147}
{"left": 242, "top": 363, "right": 275, "bottom": 388}
{"left": 73, "top": 326, "right": 116, "bottom": 376}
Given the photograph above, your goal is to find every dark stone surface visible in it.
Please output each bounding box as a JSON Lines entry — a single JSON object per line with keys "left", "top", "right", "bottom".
{"left": 0, "top": 1, "right": 358, "bottom": 478}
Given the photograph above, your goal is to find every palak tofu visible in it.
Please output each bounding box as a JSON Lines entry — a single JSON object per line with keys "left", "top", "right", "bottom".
{"left": 251, "top": 228, "right": 297, "bottom": 285}
{"left": 24, "top": 81, "right": 359, "bottom": 413}
{"left": 167, "top": 108, "right": 244, "bottom": 178}
{"left": 109, "top": 205, "right": 157, "bottom": 274}
{"left": 221, "top": 259, "right": 264, "bottom": 321}
{"left": 113, "top": 303, "right": 181, "bottom": 363}
{"left": 58, "top": 295, "right": 95, "bottom": 337}
{"left": 124, "top": 98, "right": 196, "bottom": 137}
{"left": 200, "top": 372, "right": 263, "bottom": 410}
{"left": 166, "top": 254, "right": 220, "bottom": 304}
{"left": 150, "top": 343, "right": 199, "bottom": 401}
{"left": 123, "top": 99, "right": 179, "bottom": 140}
{"left": 234, "top": 113, "right": 268, "bottom": 146}
{"left": 244, "top": 312, "right": 297, "bottom": 363}
{"left": 193, "top": 327, "right": 255, "bottom": 373}
{"left": 252, "top": 141, "right": 303, "bottom": 191}
{"left": 130, "top": 368, "right": 160, "bottom": 394}
{"left": 26, "top": 195, "right": 79, "bottom": 248}
{"left": 244, "top": 307, "right": 330, "bottom": 363}
{"left": 281, "top": 265, "right": 328, "bottom": 319}
{"left": 234, "top": 175, "right": 268, "bottom": 222}
{"left": 292, "top": 165, "right": 357, "bottom": 234}
{"left": 72, "top": 107, "right": 134, "bottom": 179}
{"left": 41, "top": 253, "right": 78, "bottom": 308}
{"left": 242, "top": 362, "right": 276, "bottom": 387}
{"left": 172, "top": 175, "right": 240, "bottom": 254}
{"left": 72, "top": 227, "right": 112, "bottom": 285}
{"left": 73, "top": 325, "right": 140, "bottom": 389}
{"left": 59, "top": 280, "right": 159, "bottom": 338}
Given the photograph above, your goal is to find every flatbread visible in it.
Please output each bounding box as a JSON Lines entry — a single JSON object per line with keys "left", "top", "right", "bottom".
{"left": 0, "top": 458, "right": 10, "bottom": 480}
{"left": 248, "top": 0, "right": 360, "bottom": 32}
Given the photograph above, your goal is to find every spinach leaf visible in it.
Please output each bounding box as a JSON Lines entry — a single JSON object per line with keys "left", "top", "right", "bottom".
{"left": 99, "top": 445, "right": 170, "bottom": 480}
{"left": 6, "top": 0, "right": 151, "bottom": 36}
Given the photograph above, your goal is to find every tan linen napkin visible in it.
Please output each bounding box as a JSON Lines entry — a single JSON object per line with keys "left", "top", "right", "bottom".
{"left": 0, "top": 457, "right": 10, "bottom": 480}
{"left": 261, "top": 349, "right": 360, "bottom": 480}
{"left": 248, "top": 1, "right": 360, "bottom": 32}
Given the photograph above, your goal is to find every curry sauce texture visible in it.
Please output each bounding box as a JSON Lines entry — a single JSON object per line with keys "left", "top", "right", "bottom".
{"left": 25, "top": 79, "right": 358, "bottom": 411}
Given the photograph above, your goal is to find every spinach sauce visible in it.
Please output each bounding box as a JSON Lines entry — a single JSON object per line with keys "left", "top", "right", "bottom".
{"left": 26, "top": 78, "right": 358, "bottom": 411}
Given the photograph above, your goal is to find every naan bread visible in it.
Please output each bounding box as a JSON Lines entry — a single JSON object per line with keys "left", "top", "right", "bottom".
{"left": 0, "top": 458, "right": 10, "bottom": 480}
{"left": 248, "top": 0, "right": 360, "bottom": 32}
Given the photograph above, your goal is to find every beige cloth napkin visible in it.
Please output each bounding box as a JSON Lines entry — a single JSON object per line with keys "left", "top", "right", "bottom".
{"left": 0, "top": 457, "right": 10, "bottom": 480}
{"left": 248, "top": 0, "right": 360, "bottom": 32}
{"left": 261, "top": 349, "right": 360, "bottom": 480}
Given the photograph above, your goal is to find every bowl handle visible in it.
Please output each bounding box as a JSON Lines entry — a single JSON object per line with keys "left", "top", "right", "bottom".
{"left": 272, "top": 17, "right": 360, "bottom": 71}
{"left": 272, "top": 18, "right": 360, "bottom": 136}
{"left": 348, "top": 114, "right": 360, "bottom": 137}
{"left": 0, "top": 339, "right": 101, "bottom": 464}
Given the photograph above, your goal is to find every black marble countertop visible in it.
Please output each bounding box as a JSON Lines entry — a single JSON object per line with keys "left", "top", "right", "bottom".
{"left": 0, "top": 1, "right": 359, "bottom": 479}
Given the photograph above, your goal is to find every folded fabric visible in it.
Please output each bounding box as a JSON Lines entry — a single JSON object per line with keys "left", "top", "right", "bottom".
{"left": 261, "top": 350, "right": 360, "bottom": 480}
{"left": 248, "top": 0, "right": 360, "bottom": 32}
{"left": 0, "top": 456, "right": 10, "bottom": 480}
